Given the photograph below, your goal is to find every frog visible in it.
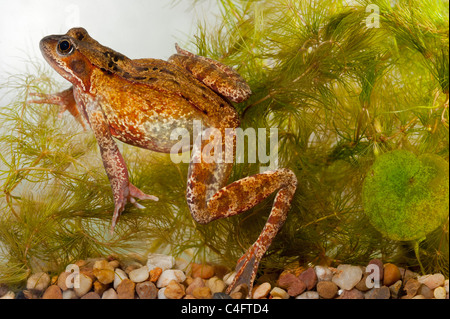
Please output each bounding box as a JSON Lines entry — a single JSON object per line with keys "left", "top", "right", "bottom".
{"left": 29, "top": 28, "right": 298, "bottom": 297}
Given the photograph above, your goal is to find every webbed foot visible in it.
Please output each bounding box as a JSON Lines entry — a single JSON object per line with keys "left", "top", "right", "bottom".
{"left": 110, "top": 183, "right": 158, "bottom": 233}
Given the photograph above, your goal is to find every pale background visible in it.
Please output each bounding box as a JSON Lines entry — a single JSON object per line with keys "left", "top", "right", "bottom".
{"left": 0, "top": 0, "right": 219, "bottom": 87}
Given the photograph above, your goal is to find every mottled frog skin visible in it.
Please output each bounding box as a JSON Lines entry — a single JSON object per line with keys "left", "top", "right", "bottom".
{"left": 30, "top": 28, "right": 298, "bottom": 297}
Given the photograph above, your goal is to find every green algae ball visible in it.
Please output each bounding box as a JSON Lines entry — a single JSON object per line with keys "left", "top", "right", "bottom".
{"left": 362, "top": 150, "right": 449, "bottom": 241}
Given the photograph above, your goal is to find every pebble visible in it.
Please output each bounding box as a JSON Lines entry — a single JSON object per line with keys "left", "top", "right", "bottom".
{"left": 418, "top": 273, "right": 445, "bottom": 290}
{"left": 298, "top": 267, "right": 317, "bottom": 290}
{"left": 74, "top": 273, "right": 93, "bottom": 297}
{"left": 270, "top": 287, "right": 289, "bottom": 299}
{"left": 62, "top": 289, "right": 78, "bottom": 299}
{"left": 223, "top": 272, "right": 237, "bottom": 286}
{"left": 278, "top": 272, "right": 306, "bottom": 296}
{"left": 192, "top": 286, "right": 212, "bottom": 299}
{"left": 27, "top": 272, "right": 51, "bottom": 291}
{"left": 417, "top": 284, "right": 434, "bottom": 299}
{"left": 93, "top": 281, "right": 108, "bottom": 296}
{"left": 57, "top": 272, "right": 71, "bottom": 291}
{"left": 113, "top": 268, "right": 128, "bottom": 290}
{"left": 434, "top": 286, "right": 446, "bottom": 299}
{"left": 445, "top": 279, "right": 449, "bottom": 293}
{"left": 403, "top": 278, "right": 421, "bottom": 298}
{"left": 42, "top": 285, "right": 62, "bottom": 299}
{"left": 365, "top": 286, "right": 390, "bottom": 299}
{"left": 157, "top": 269, "right": 186, "bottom": 288}
{"left": 252, "top": 282, "right": 271, "bottom": 299}
{"left": 316, "top": 281, "right": 338, "bottom": 299}
{"left": 93, "top": 259, "right": 115, "bottom": 284}
{"left": 207, "top": 276, "right": 226, "bottom": 294}
{"left": 116, "top": 278, "right": 135, "bottom": 299}
{"left": 389, "top": 280, "right": 403, "bottom": 299}
{"left": 295, "top": 291, "right": 320, "bottom": 299}
{"left": 149, "top": 267, "right": 163, "bottom": 283}
{"left": 412, "top": 294, "right": 425, "bottom": 299}
{"left": 332, "top": 264, "right": 362, "bottom": 290}
{"left": 0, "top": 283, "right": 8, "bottom": 297}
{"left": 164, "top": 280, "right": 186, "bottom": 299}
{"left": 355, "top": 273, "right": 372, "bottom": 292}
{"left": 213, "top": 292, "right": 232, "bottom": 299}
{"left": 129, "top": 265, "right": 149, "bottom": 283}
{"left": 314, "top": 265, "right": 333, "bottom": 282}
{"left": 102, "top": 288, "right": 118, "bottom": 299}
{"left": 186, "top": 277, "right": 205, "bottom": 295}
{"left": 337, "top": 288, "right": 365, "bottom": 299}
{"left": 136, "top": 281, "right": 158, "bottom": 299}
{"left": 158, "top": 287, "right": 167, "bottom": 299}
{"left": 147, "top": 253, "right": 175, "bottom": 271}
{"left": 383, "top": 263, "right": 401, "bottom": 286}
{"left": 81, "top": 292, "right": 101, "bottom": 299}
{"left": 0, "top": 291, "right": 15, "bottom": 299}
{"left": 191, "top": 263, "right": 215, "bottom": 279}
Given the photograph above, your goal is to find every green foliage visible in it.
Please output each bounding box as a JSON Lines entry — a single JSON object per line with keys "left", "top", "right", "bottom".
{"left": 0, "top": 0, "right": 449, "bottom": 286}
{"left": 363, "top": 150, "right": 449, "bottom": 241}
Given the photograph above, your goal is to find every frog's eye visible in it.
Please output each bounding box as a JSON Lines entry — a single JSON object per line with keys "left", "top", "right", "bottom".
{"left": 57, "top": 39, "right": 74, "bottom": 55}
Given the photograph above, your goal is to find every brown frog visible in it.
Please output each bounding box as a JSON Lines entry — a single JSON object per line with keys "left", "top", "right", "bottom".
{"left": 30, "top": 28, "right": 297, "bottom": 297}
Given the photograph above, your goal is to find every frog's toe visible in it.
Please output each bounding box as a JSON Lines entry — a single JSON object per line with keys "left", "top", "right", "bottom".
{"left": 129, "top": 183, "right": 159, "bottom": 202}
{"left": 226, "top": 245, "right": 260, "bottom": 298}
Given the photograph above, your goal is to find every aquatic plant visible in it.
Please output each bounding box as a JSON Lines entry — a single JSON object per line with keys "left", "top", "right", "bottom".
{"left": 0, "top": 0, "right": 448, "bottom": 286}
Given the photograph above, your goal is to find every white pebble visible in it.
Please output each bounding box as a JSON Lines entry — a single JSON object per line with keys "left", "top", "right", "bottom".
{"left": 102, "top": 288, "right": 118, "bottom": 299}
{"left": 147, "top": 253, "right": 175, "bottom": 271}
{"left": 223, "top": 272, "right": 237, "bottom": 286}
{"left": 158, "top": 287, "right": 167, "bottom": 299}
{"left": 418, "top": 273, "right": 445, "bottom": 290}
{"left": 129, "top": 265, "right": 149, "bottom": 283}
{"left": 62, "top": 289, "right": 78, "bottom": 299}
{"left": 270, "top": 287, "right": 289, "bottom": 299}
{"left": 444, "top": 279, "right": 449, "bottom": 294}
{"left": 74, "top": 273, "right": 92, "bottom": 297}
{"left": 114, "top": 268, "right": 128, "bottom": 289}
{"left": 296, "top": 291, "right": 320, "bottom": 299}
{"left": 0, "top": 291, "right": 15, "bottom": 299}
{"left": 156, "top": 269, "right": 186, "bottom": 288}
{"left": 434, "top": 286, "right": 446, "bottom": 299}
{"left": 332, "top": 264, "right": 362, "bottom": 290}
{"left": 26, "top": 272, "right": 50, "bottom": 291}
{"left": 314, "top": 266, "right": 333, "bottom": 282}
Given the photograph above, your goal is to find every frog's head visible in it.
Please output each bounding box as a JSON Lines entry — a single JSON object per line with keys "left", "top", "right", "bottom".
{"left": 39, "top": 27, "right": 94, "bottom": 90}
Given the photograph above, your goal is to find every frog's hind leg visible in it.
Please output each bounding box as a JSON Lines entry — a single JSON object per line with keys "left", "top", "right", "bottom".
{"left": 168, "top": 44, "right": 251, "bottom": 103}
{"left": 187, "top": 159, "right": 297, "bottom": 297}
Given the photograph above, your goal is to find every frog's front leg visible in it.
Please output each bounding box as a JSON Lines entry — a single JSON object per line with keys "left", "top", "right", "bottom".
{"left": 84, "top": 100, "right": 158, "bottom": 232}
{"left": 28, "top": 87, "right": 87, "bottom": 129}
{"left": 187, "top": 137, "right": 297, "bottom": 297}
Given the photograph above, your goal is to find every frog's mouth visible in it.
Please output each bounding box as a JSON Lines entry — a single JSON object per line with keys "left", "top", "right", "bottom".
{"left": 39, "top": 35, "right": 80, "bottom": 85}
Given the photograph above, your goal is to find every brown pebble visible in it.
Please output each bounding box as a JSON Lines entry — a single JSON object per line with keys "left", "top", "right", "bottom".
{"left": 93, "top": 280, "right": 109, "bottom": 296}
{"left": 186, "top": 277, "right": 205, "bottom": 295}
{"left": 136, "top": 281, "right": 158, "bottom": 299}
{"left": 164, "top": 280, "right": 186, "bottom": 299}
{"left": 192, "top": 286, "right": 212, "bottom": 299}
{"left": 383, "top": 263, "right": 401, "bottom": 286}
{"left": 191, "top": 263, "right": 215, "bottom": 279}
{"left": 117, "top": 278, "right": 135, "bottom": 299}
{"left": 278, "top": 272, "right": 306, "bottom": 297}
{"left": 317, "top": 281, "right": 338, "bottom": 299}
{"left": 42, "top": 285, "right": 62, "bottom": 299}
{"left": 337, "top": 288, "right": 365, "bottom": 299}
{"left": 81, "top": 292, "right": 101, "bottom": 299}
{"left": 298, "top": 267, "right": 317, "bottom": 291}
{"left": 404, "top": 278, "right": 421, "bottom": 298}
